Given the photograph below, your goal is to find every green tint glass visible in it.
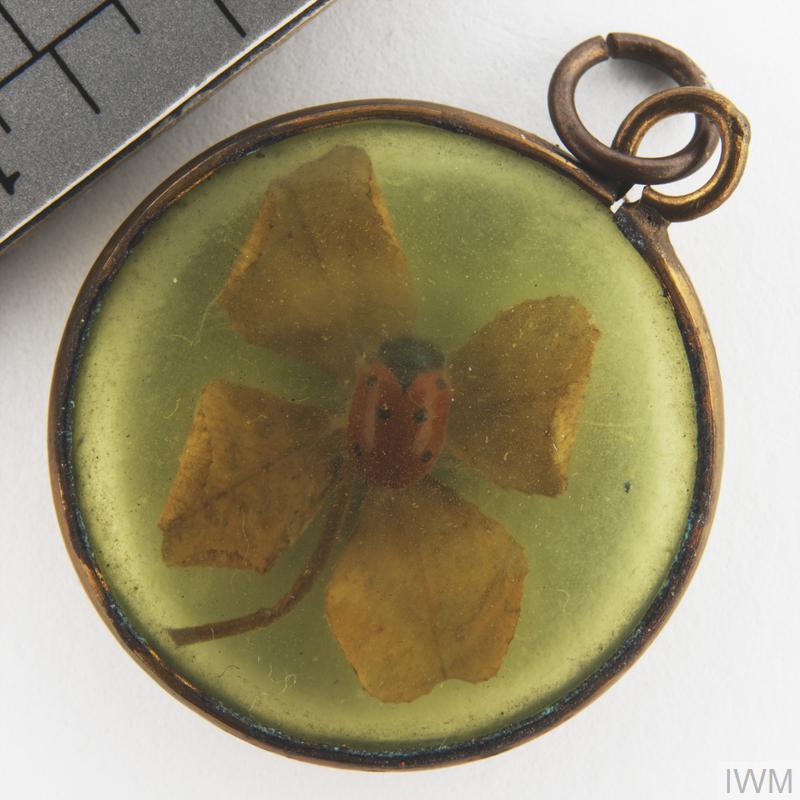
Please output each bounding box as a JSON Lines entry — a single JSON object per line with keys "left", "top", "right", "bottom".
{"left": 64, "top": 118, "right": 699, "bottom": 758}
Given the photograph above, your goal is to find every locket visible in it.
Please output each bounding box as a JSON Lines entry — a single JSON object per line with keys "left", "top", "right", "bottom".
{"left": 50, "top": 33, "right": 749, "bottom": 768}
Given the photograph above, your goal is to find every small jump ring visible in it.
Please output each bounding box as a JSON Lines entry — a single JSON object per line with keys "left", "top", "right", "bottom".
{"left": 548, "top": 33, "right": 719, "bottom": 187}
{"left": 613, "top": 86, "right": 750, "bottom": 222}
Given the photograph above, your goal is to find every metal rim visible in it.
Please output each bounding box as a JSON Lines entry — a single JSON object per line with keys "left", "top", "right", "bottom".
{"left": 49, "top": 99, "right": 722, "bottom": 770}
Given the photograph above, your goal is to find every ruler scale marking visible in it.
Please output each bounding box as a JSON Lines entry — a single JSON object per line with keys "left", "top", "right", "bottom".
{"left": 0, "top": 2, "right": 120, "bottom": 92}
{"left": 0, "top": 0, "right": 333, "bottom": 252}
{"left": 111, "top": 0, "right": 140, "bottom": 35}
{"left": 50, "top": 47, "right": 100, "bottom": 113}
{"left": 214, "top": 1, "right": 247, "bottom": 38}
{"left": 0, "top": 2, "right": 38, "bottom": 55}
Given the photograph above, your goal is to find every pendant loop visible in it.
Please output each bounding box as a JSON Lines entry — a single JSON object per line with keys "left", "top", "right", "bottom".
{"left": 548, "top": 33, "right": 719, "bottom": 188}
{"left": 613, "top": 86, "right": 750, "bottom": 221}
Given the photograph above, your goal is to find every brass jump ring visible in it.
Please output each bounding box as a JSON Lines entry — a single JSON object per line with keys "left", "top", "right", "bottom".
{"left": 613, "top": 86, "right": 750, "bottom": 222}
{"left": 548, "top": 32, "right": 719, "bottom": 187}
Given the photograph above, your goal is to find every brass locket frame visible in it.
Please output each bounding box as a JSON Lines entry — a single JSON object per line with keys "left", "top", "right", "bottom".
{"left": 49, "top": 34, "right": 748, "bottom": 770}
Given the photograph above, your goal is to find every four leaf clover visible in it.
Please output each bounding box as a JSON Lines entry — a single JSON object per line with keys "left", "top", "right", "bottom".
{"left": 159, "top": 145, "right": 599, "bottom": 703}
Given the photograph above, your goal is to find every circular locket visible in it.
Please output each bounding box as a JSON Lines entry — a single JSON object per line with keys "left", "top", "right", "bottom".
{"left": 50, "top": 34, "right": 749, "bottom": 768}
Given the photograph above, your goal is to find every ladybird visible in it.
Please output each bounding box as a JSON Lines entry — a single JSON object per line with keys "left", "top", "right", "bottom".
{"left": 347, "top": 337, "right": 452, "bottom": 488}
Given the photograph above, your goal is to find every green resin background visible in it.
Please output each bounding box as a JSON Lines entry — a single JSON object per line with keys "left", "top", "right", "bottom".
{"left": 70, "top": 120, "right": 697, "bottom": 752}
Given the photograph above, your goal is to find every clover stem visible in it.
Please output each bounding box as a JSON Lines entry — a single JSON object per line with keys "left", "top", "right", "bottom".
{"left": 168, "top": 476, "right": 356, "bottom": 647}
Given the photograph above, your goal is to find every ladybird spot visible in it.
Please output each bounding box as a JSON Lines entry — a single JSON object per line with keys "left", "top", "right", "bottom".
{"left": 436, "top": 377, "right": 447, "bottom": 391}
{"left": 421, "top": 450, "right": 433, "bottom": 463}
{"left": 413, "top": 408, "right": 428, "bottom": 424}
{"left": 352, "top": 442, "right": 363, "bottom": 457}
{"left": 366, "top": 374, "right": 378, "bottom": 386}
{"left": 377, "top": 404, "right": 391, "bottom": 420}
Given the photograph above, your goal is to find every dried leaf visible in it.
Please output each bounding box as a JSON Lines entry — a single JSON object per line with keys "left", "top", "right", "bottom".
{"left": 325, "top": 478, "right": 527, "bottom": 702}
{"left": 447, "top": 297, "right": 600, "bottom": 496}
{"left": 159, "top": 380, "right": 342, "bottom": 572}
{"left": 217, "top": 146, "right": 413, "bottom": 377}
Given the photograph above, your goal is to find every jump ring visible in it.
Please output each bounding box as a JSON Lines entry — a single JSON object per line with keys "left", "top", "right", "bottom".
{"left": 548, "top": 32, "right": 719, "bottom": 187}
{"left": 613, "top": 86, "right": 750, "bottom": 222}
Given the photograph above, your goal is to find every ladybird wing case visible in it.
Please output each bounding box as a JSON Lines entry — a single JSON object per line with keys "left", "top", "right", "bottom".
{"left": 347, "top": 357, "right": 451, "bottom": 488}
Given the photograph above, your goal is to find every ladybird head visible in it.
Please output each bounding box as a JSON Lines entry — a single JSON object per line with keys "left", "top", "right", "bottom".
{"left": 378, "top": 336, "right": 445, "bottom": 388}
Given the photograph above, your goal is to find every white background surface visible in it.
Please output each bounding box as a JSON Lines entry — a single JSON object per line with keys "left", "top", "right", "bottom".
{"left": 1, "top": 1, "right": 797, "bottom": 798}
